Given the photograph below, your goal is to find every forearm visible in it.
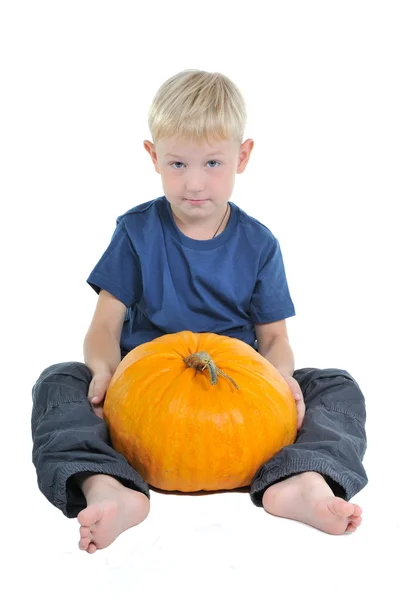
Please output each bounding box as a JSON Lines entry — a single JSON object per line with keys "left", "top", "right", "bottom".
{"left": 258, "top": 335, "right": 295, "bottom": 378}
{"left": 83, "top": 325, "right": 121, "bottom": 376}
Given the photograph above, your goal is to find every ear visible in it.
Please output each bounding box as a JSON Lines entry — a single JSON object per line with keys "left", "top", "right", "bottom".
{"left": 237, "top": 138, "right": 255, "bottom": 174}
{"left": 143, "top": 140, "right": 161, "bottom": 174}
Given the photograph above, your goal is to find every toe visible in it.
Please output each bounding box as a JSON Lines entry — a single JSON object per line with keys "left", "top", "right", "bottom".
{"left": 330, "top": 497, "right": 355, "bottom": 518}
{"left": 79, "top": 525, "right": 91, "bottom": 539}
{"left": 350, "top": 515, "right": 362, "bottom": 527}
{"left": 345, "top": 523, "right": 358, "bottom": 533}
{"left": 352, "top": 503, "right": 362, "bottom": 517}
{"left": 79, "top": 537, "right": 90, "bottom": 551}
{"left": 77, "top": 504, "right": 102, "bottom": 527}
{"left": 87, "top": 543, "right": 97, "bottom": 554}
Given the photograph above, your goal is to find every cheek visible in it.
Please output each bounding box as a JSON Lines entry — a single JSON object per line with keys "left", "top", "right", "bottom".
{"left": 160, "top": 170, "right": 179, "bottom": 186}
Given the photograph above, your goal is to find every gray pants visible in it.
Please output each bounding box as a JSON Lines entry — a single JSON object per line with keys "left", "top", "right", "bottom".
{"left": 31, "top": 361, "right": 368, "bottom": 518}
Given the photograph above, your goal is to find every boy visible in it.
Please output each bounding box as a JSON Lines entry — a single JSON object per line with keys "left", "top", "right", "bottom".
{"left": 31, "top": 69, "right": 367, "bottom": 554}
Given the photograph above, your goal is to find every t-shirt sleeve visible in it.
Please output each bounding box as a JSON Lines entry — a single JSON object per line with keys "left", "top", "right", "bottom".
{"left": 86, "top": 221, "right": 142, "bottom": 307}
{"left": 249, "top": 237, "right": 295, "bottom": 323}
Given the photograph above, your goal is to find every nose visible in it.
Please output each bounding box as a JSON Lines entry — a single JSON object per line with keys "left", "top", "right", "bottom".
{"left": 184, "top": 169, "right": 206, "bottom": 195}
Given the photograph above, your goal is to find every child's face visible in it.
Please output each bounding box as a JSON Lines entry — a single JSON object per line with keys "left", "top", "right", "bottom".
{"left": 143, "top": 136, "right": 254, "bottom": 219}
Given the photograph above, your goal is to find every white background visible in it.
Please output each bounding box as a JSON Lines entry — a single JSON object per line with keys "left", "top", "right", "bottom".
{"left": 1, "top": 1, "right": 399, "bottom": 599}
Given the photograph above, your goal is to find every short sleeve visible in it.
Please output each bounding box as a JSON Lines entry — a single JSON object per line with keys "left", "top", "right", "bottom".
{"left": 86, "top": 221, "right": 142, "bottom": 307}
{"left": 249, "top": 238, "right": 295, "bottom": 323}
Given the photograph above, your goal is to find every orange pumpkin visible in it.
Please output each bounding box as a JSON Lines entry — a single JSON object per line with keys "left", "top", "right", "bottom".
{"left": 104, "top": 330, "right": 297, "bottom": 492}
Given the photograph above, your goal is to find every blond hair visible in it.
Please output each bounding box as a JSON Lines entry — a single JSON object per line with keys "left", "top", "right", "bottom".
{"left": 148, "top": 69, "right": 247, "bottom": 146}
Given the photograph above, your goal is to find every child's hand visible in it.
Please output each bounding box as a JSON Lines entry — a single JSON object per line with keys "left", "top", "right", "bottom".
{"left": 281, "top": 374, "right": 305, "bottom": 431}
{"left": 88, "top": 371, "right": 113, "bottom": 419}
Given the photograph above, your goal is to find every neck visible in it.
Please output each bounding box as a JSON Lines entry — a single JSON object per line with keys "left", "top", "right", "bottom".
{"left": 171, "top": 203, "right": 231, "bottom": 240}
{"left": 212, "top": 203, "right": 230, "bottom": 238}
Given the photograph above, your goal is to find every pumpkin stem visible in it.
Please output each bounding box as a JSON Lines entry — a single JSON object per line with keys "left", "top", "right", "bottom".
{"left": 183, "top": 351, "right": 239, "bottom": 390}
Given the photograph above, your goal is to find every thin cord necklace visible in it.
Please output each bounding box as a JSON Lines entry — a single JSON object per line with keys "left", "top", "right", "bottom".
{"left": 212, "top": 204, "right": 229, "bottom": 238}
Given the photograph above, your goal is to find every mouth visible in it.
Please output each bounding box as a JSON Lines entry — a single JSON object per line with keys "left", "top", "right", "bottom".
{"left": 185, "top": 198, "right": 209, "bottom": 203}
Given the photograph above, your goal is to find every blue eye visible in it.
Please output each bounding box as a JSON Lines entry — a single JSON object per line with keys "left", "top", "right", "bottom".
{"left": 171, "top": 161, "right": 220, "bottom": 169}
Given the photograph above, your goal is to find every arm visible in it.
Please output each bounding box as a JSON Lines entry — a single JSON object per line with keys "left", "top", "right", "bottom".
{"left": 255, "top": 320, "right": 305, "bottom": 430}
{"left": 255, "top": 320, "right": 294, "bottom": 378}
{"left": 83, "top": 289, "right": 128, "bottom": 377}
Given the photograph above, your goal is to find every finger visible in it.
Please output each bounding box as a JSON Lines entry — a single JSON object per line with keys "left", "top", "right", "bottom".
{"left": 90, "top": 375, "right": 111, "bottom": 399}
{"left": 92, "top": 387, "right": 108, "bottom": 402}
{"left": 297, "top": 412, "right": 304, "bottom": 430}
{"left": 88, "top": 381, "right": 95, "bottom": 399}
{"left": 296, "top": 400, "right": 306, "bottom": 430}
{"left": 89, "top": 381, "right": 108, "bottom": 403}
{"left": 90, "top": 395, "right": 103, "bottom": 404}
{"left": 93, "top": 405, "right": 104, "bottom": 419}
{"left": 88, "top": 380, "right": 101, "bottom": 401}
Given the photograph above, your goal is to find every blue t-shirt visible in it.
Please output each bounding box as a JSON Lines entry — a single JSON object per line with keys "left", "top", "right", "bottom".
{"left": 87, "top": 196, "right": 295, "bottom": 354}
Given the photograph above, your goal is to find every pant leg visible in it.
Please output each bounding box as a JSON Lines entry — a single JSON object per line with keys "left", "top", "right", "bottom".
{"left": 31, "top": 361, "right": 150, "bottom": 518}
{"left": 250, "top": 367, "right": 368, "bottom": 506}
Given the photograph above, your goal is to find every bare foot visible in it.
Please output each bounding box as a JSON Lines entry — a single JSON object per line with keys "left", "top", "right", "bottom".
{"left": 76, "top": 474, "right": 150, "bottom": 553}
{"left": 262, "top": 472, "right": 362, "bottom": 535}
